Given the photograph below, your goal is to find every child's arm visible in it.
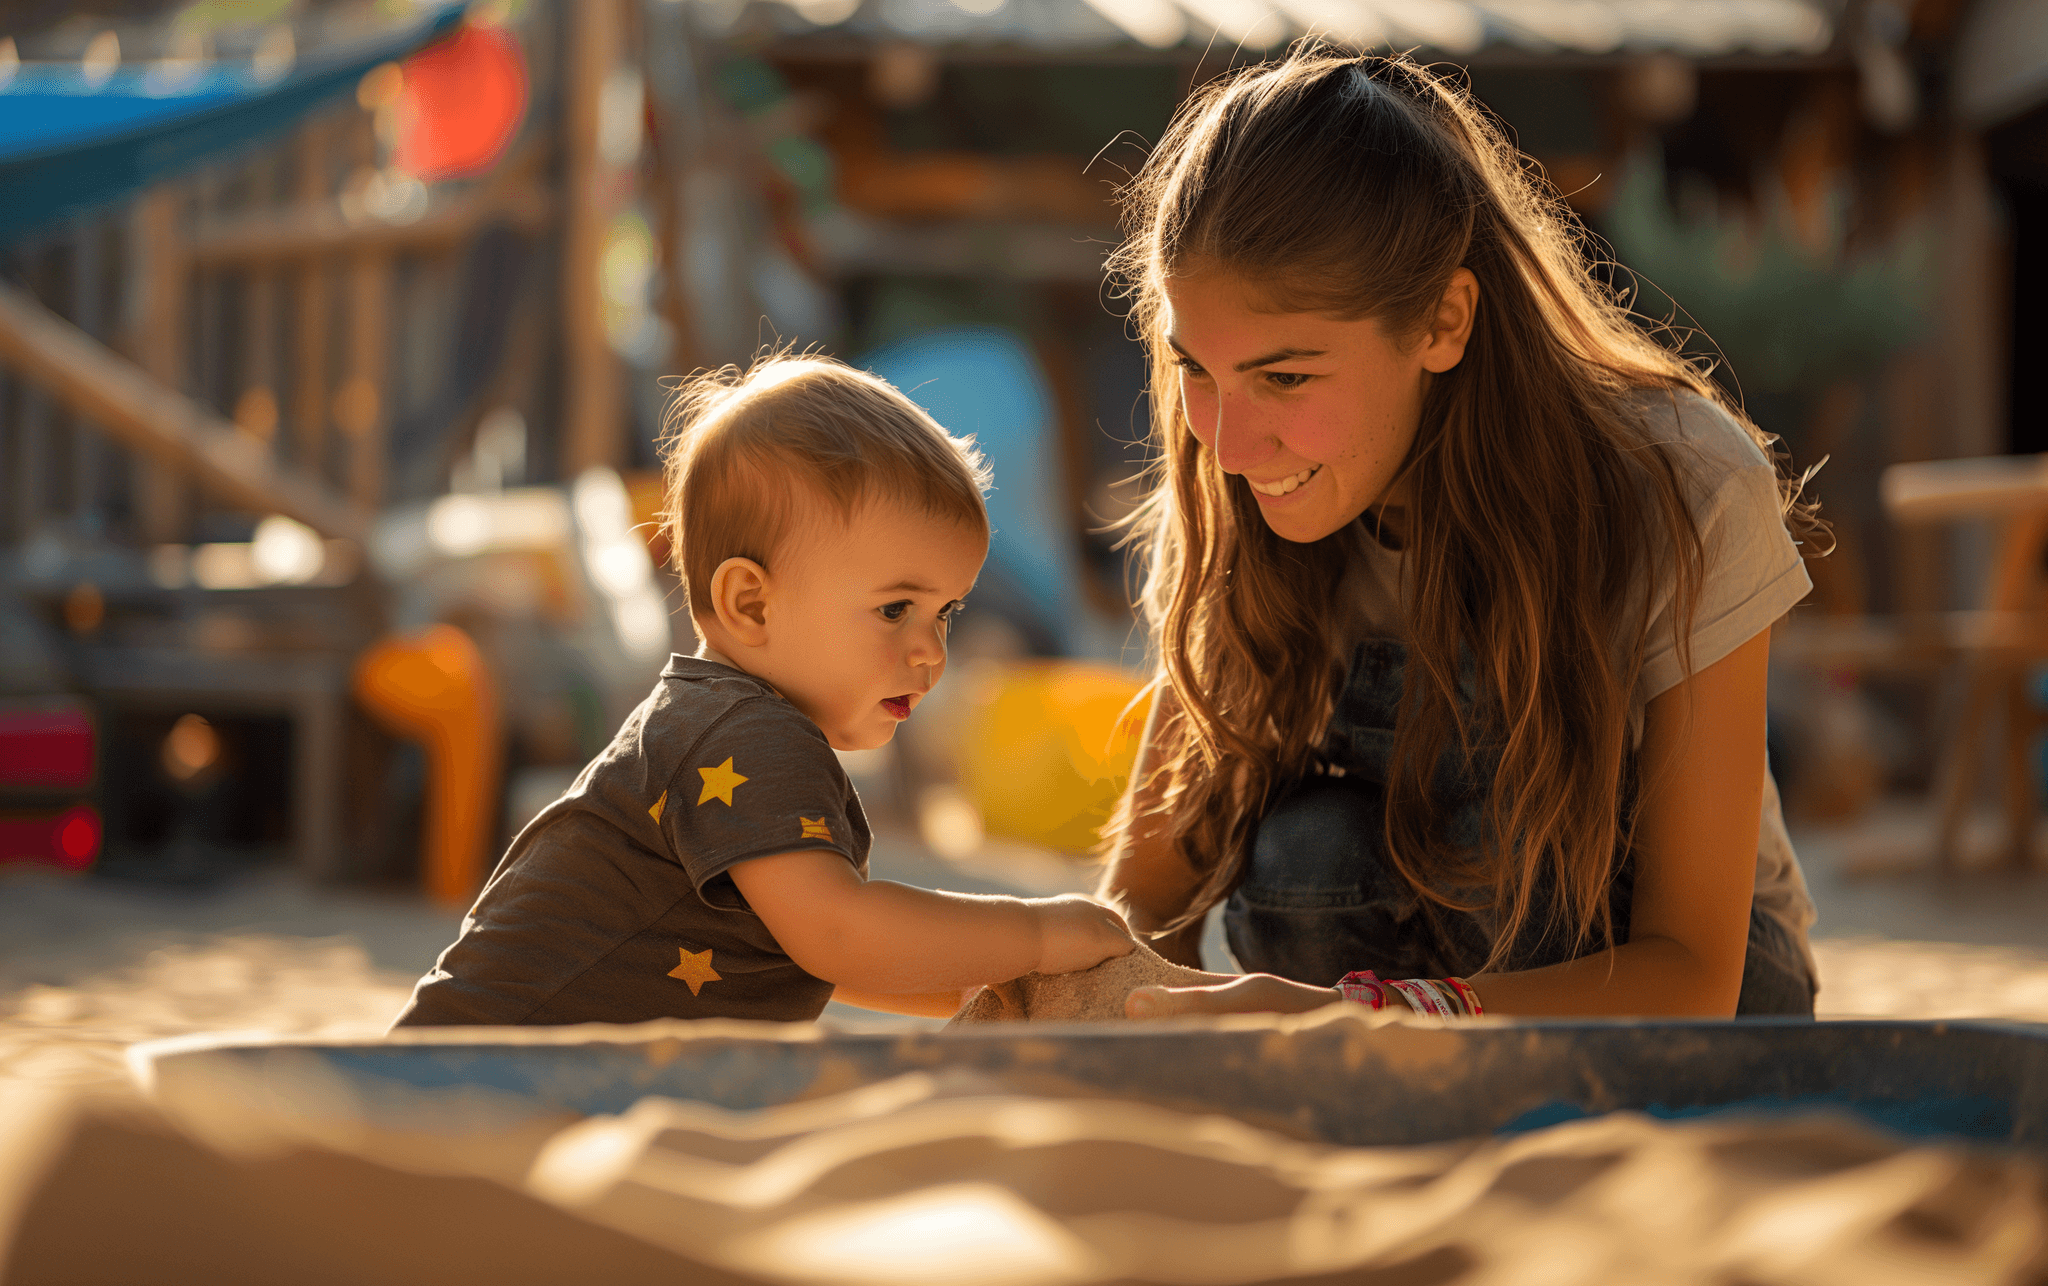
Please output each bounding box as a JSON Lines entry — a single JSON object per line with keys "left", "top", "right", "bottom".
{"left": 728, "top": 850, "right": 1134, "bottom": 994}
{"left": 829, "top": 986, "right": 975, "bottom": 1018}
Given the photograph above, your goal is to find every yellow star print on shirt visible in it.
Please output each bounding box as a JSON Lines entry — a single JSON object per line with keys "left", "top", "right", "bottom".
{"left": 648, "top": 790, "right": 666, "bottom": 824}
{"left": 799, "top": 817, "right": 833, "bottom": 842}
{"left": 697, "top": 757, "right": 748, "bottom": 807}
{"left": 667, "top": 947, "right": 721, "bottom": 996}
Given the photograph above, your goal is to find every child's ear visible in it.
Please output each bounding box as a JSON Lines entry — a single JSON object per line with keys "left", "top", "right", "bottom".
{"left": 709, "top": 556, "right": 771, "bottom": 646}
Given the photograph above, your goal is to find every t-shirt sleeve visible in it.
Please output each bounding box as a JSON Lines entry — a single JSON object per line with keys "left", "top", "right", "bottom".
{"left": 655, "top": 697, "right": 858, "bottom": 903}
{"left": 1639, "top": 459, "right": 1812, "bottom": 704}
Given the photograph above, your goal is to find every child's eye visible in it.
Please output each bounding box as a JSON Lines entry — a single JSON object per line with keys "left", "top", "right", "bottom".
{"left": 939, "top": 601, "right": 965, "bottom": 623}
{"left": 879, "top": 601, "right": 911, "bottom": 622}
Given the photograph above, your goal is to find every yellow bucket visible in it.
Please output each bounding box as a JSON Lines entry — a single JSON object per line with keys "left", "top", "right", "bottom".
{"left": 955, "top": 661, "right": 1151, "bottom": 855}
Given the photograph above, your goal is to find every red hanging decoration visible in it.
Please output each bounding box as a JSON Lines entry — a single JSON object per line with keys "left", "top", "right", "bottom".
{"left": 394, "top": 21, "right": 530, "bottom": 182}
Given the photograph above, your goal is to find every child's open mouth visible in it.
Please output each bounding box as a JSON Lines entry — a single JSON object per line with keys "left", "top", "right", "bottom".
{"left": 882, "top": 696, "right": 912, "bottom": 719}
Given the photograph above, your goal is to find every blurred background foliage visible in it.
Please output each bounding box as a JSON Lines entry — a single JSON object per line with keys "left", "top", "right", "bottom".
{"left": 1606, "top": 151, "right": 1934, "bottom": 410}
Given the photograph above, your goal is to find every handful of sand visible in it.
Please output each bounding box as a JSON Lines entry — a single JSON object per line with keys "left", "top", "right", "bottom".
{"left": 948, "top": 939, "right": 1236, "bottom": 1025}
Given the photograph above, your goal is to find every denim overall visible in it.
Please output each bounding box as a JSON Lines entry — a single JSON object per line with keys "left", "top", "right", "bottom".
{"left": 1222, "top": 639, "right": 1817, "bottom": 1015}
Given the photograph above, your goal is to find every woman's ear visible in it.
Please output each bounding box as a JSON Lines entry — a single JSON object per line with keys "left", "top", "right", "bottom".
{"left": 1420, "top": 267, "right": 1479, "bottom": 374}
{"left": 709, "top": 556, "right": 771, "bottom": 647}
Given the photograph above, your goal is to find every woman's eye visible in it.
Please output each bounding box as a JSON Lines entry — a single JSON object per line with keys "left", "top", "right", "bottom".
{"left": 1174, "top": 356, "right": 1209, "bottom": 377}
{"left": 1266, "top": 371, "right": 1311, "bottom": 389}
{"left": 879, "top": 601, "right": 910, "bottom": 622}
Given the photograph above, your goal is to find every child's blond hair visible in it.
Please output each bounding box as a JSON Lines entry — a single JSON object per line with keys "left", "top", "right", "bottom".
{"left": 659, "top": 355, "right": 992, "bottom": 619}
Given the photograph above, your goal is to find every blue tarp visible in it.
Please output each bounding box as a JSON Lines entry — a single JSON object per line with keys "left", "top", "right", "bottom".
{"left": 0, "top": 5, "right": 463, "bottom": 244}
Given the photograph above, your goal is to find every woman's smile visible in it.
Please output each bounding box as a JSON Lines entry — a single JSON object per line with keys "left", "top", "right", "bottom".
{"left": 1247, "top": 464, "right": 1322, "bottom": 498}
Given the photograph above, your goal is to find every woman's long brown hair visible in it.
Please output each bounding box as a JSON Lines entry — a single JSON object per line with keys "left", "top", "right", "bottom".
{"left": 1105, "top": 50, "right": 1826, "bottom": 970}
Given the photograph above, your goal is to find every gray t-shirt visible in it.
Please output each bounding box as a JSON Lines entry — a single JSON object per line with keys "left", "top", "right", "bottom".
{"left": 394, "top": 656, "right": 869, "bottom": 1027}
{"left": 1332, "top": 388, "right": 1820, "bottom": 970}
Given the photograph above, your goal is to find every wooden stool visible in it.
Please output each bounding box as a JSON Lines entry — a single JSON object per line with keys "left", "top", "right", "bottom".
{"left": 1881, "top": 455, "right": 2048, "bottom": 871}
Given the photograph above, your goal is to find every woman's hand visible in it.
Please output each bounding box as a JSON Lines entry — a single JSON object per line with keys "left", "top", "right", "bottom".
{"left": 1125, "top": 972, "right": 1341, "bottom": 1019}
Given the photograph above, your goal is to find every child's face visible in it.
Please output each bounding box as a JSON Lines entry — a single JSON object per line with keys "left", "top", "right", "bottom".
{"left": 754, "top": 500, "right": 987, "bottom": 752}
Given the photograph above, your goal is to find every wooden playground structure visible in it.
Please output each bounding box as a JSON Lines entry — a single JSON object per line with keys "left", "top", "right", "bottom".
{"left": 0, "top": 2, "right": 660, "bottom": 901}
{"left": 4, "top": 0, "right": 2048, "bottom": 899}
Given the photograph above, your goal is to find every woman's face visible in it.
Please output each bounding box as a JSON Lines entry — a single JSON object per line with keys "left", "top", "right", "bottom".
{"left": 1160, "top": 263, "right": 1477, "bottom": 544}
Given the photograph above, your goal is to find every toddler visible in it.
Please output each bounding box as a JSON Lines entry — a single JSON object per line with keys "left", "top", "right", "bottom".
{"left": 394, "top": 356, "right": 1133, "bottom": 1027}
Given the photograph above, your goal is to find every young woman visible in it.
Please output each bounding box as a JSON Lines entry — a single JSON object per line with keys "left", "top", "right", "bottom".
{"left": 1097, "top": 49, "right": 1827, "bottom": 1020}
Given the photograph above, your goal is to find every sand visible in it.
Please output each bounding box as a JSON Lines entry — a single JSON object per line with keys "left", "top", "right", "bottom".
{"left": 6, "top": 1060, "right": 2045, "bottom": 1285}
{"left": 0, "top": 935, "right": 413, "bottom": 1095}
{"left": 949, "top": 940, "right": 1234, "bottom": 1025}
{"left": 525, "top": 1071, "right": 2048, "bottom": 1285}
{"left": 13, "top": 830, "right": 2048, "bottom": 1283}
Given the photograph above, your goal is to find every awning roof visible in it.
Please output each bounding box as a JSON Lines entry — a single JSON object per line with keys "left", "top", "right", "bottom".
{"left": 738, "top": 0, "right": 1835, "bottom": 58}
{"left": 0, "top": 5, "right": 462, "bottom": 243}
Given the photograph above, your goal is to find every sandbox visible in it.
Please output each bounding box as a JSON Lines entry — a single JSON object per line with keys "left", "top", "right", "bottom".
{"left": 2, "top": 1012, "right": 2030, "bottom": 1284}
{"left": 130, "top": 1010, "right": 2048, "bottom": 1151}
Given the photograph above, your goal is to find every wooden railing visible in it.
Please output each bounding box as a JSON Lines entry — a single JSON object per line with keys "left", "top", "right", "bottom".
{"left": 0, "top": 95, "right": 568, "bottom": 554}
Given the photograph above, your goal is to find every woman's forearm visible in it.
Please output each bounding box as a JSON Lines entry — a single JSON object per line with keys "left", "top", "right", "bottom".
{"left": 1463, "top": 934, "right": 1739, "bottom": 1017}
{"left": 1096, "top": 815, "right": 1209, "bottom": 966}
{"left": 1096, "top": 682, "right": 1207, "bottom": 959}
{"left": 1127, "top": 934, "right": 1741, "bottom": 1021}
{"left": 1095, "top": 843, "right": 1198, "bottom": 932}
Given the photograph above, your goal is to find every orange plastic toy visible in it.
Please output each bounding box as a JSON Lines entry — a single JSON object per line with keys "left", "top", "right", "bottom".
{"left": 353, "top": 624, "right": 502, "bottom": 906}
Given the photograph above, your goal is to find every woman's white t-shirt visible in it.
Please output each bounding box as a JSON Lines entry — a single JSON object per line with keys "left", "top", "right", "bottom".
{"left": 1332, "top": 387, "right": 1819, "bottom": 974}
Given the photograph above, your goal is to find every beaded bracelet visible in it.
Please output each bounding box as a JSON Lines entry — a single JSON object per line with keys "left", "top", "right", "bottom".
{"left": 1385, "top": 978, "right": 1454, "bottom": 1017}
{"left": 1334, "top": 970, "right": 1387, "bottom": 1009}
{"left": 1411, "top": 978, "right": 1461, "bottom": 1017}
{"left": 1445, "top": 976, "right": 1485, "bottom": 1017}
{"left": 1335, "top": 971, "right": 1485, "bottom": 1018}
{"left": 1419, "top": 977, "right": 1482, "bottom": 1018}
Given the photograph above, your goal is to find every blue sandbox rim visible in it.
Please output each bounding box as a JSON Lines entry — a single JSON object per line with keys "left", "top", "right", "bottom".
{"left": 1501, "top": 1093, "right": 2014, "bottom": 1144}
{"left": 132, "top": 1016, "right": 2048, "bottom": 1154}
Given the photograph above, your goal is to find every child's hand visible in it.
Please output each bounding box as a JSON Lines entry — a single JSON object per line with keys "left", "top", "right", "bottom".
{"left": 1030, "top": 895, "right": 1136, "bottom": 975}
